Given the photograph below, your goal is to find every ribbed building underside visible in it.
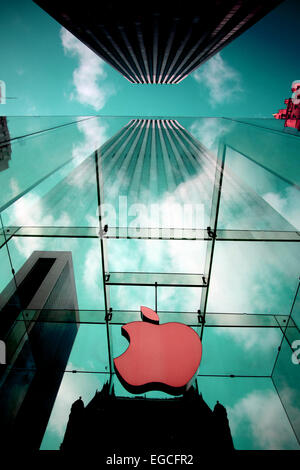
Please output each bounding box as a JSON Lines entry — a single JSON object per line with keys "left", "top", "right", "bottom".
{"left": 35, "top": 0, "right": 282, "bottom": 84}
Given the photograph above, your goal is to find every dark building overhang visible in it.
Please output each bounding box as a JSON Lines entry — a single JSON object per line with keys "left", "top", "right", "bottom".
{"left": 34, "top": 0, "right": 282, "bottom": 84}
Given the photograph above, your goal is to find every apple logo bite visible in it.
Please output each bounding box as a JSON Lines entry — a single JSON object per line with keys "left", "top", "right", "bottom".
{"left": 114, "top": 306, "right": 202, "bottom": 395}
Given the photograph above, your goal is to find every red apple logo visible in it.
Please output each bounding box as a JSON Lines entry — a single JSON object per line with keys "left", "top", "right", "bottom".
{"left": 114, "top": 306, "right": 202, "bottom": 395}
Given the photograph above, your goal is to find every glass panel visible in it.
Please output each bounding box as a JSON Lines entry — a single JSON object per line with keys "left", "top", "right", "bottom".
{"left": 106, "top": 239, "right": 207, "bottom": 284}
{"left": 205, "top": 313, "right": 279, "bottom": 327}
{"left": 2, "top": 155, "right": 98, "bottom": 228}
{"left": 221, "top": 118, "right": 300, "bottom": 188}
{"left": 1, "top": 115, "right": 299, "bottom": 451}
{"left": 109, "top": 285, "right": 155, "bottom": 311}
{"left": 19, "top": 309, "right": 105, "bottom": 324}
{"left": 10, "top": 226, "right": 99, "bottom": 238}
{"left": 107, "top": 272, "right": 205, "bottom": 287}
{"left": 207, "top": 241, "right": 300, "bottom": 315}
{"left": 199, "top": 326, "right": 282, "bottom": 376}
{"left": 197, "top": 376, "right": 299, "bottom": 450}
{"left": 0, "top": 243, "right": 13, "bottom": 294}
{"left": 104, "top": 226, "right": 207, "bottom": 240}
{"left": 216, "top": 229, "right": 300, "bottom": 242}
{"left": 218, "top": 146, "right": 300, "bottom": 231}
{"left": 100, "top": 119, "right": 215, "bottom": 230}
{"left": 158, "top": 286, "right": 202, "bottom": 312}
{"left": 272, "top": 337, "right": 300, "bottom": 445}
{"left": 111, "top": 310, "right": 200, "bottom": 326}
{"left": 7, "top": 236, "right": 105, "bottom": 310}
{"left": 40, "top": 372, "right": 109, "bottom": 450}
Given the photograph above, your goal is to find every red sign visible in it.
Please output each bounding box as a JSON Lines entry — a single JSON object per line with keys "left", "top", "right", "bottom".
{"left": 114, "top": 306, "right": 202, "bottom": 395}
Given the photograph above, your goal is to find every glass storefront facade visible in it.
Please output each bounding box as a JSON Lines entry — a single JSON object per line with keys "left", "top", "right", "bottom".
{"left": 0, "top": 115, "right": 299, "bottom": 450}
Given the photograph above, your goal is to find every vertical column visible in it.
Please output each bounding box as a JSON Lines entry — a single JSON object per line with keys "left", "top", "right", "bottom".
{"left": 94, "top": 150, "right": 114, "bottom": 388}
{"left": 199, "top": 141, "right": 226, "bottom": 339}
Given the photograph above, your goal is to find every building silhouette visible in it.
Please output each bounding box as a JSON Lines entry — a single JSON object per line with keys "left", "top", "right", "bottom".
{"left": 35, "top": 0, "right": 282, "bottom": 84}
{"left": 0, "top": 117, "right": 11, "bottom": 172}
{"left": 60, "top": 382, "right": 234, "bottom": 452}
{"left": 0, "top": 251, "right": 79, "bottom": 451}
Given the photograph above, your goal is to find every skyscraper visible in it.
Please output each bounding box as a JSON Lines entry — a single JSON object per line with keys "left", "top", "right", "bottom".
{"left": 34, "top": 0, "right": 282, "bottom": 83}
{"left": 0, "top": 250, "right": 79, "bottom": 450}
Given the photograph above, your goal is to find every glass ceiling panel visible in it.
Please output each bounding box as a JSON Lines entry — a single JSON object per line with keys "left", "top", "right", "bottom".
{"left": 106, "top": 239, "right": 207, "bottom": 275}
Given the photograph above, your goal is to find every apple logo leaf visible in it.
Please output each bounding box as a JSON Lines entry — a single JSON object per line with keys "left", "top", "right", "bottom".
{"left": 141, "top": 306, "right": 159, "bottom": 324}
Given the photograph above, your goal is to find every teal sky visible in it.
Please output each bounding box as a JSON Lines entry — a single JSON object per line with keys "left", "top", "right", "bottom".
{"left": 1, "top": 0, "right": 300, "bottom": 117}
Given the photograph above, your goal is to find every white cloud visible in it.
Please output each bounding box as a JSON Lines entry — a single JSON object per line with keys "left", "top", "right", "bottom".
{"left": 193, "top": 53, "right": 242, "bottom": 107}
{"left": 215, "top": 326, "right": 281, "bottom": 352}
{"left": 189, "top": 118, "right": 233, "bottom": 151}
{"left": 71, "top": 117, "right": 109, "bottom": 165}
{"left": 263, "top": 187, "right": 300, "bottom": 230}
{"left": 228, "top": 389, "right": 299, "bottom": 449}
{"left": 7, "top": 179, "right": 72, "bottom": 258}
{"left": 60, "top": 28, "right": 114, "bottom": 110}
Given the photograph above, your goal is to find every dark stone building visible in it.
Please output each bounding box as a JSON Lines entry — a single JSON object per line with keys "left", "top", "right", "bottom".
{"left": 60, "top": 382, "right": 234, "bottom": 453}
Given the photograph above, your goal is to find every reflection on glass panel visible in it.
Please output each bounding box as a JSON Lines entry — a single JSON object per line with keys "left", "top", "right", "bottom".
{"left": 40, "top": 372, "right": 109, "bottom": 450}
{"left": 272, "top": 338, "right": 300, "bottom": 445}
{"left": 205, "top": 313, "right": 279, "bottom": 327}
{"left": 0, "top": 121, "right": 82, "bottom": 211}
{"left": 234, "top": 117, "right": 300, "bottom": 137}
{"left": 291, "top": 283, "right": 300, "bottom": 331}
{"left": 158, "top": 286, "right": 201, "bottom": 312}
{"left": 0, "top": 244, "right": 13, "bottom": 294}
{"left": 7, "top": 237, "right": 104, "bottom": 310}
{"left": 2, "top": 156, "right": 98, "bottom": 228}
{"left": 65, "top": 323, "right": 109, "bottom": 373}
{"left": 207, "top": 242, "right": 300, "bottom": 315}
{"left": 221, "top": 119, "right": 300, "bottom": 188}
{"left": 107, "top": 239, "right": 207, "bottom": 274}
{"left": 1, "top": 116, "right": 87, "bottom": 142}
{"left": 109, "top": 285, "right": 155, "bottom": 311}
{"left": 100, "top": 119, "right": 215, "bottom": 229}
{"left": 199, "top": 326, "right": 282, "bottom": 376}
{"left": 197, "top": 376, "right": 299, "bottom": 450}
{"left": 215, "top": 229, "right": 300, "bottom": 242}
{"left": 219, "top": 146, "right": 300, "bottom": 230}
